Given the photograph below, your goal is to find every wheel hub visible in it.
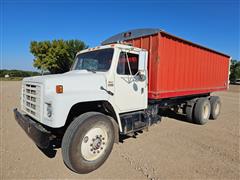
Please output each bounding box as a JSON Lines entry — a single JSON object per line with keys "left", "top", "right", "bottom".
{"left": 92, "top": 136, "right": 102, "bottom": 150}
{"left": 203, "top": 104, "right": 210, "bottom": 119}
{"left": 215, "top": 103, "right": 220, "bottom": 115}
{"left": 81, "top": 127, "right": 108, "bottom": 161}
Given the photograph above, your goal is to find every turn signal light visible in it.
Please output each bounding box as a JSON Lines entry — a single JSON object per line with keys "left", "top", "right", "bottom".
{"left": 56, "top": 85, "right": 63, "bottom": 93}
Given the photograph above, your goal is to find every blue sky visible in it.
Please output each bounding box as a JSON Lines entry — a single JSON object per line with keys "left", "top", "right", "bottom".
{"left": 1, "top": 0, "right": 239, "bottom": 71}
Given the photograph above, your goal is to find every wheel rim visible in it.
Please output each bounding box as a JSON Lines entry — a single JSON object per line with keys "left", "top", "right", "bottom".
{"left": 81, "top": 127, "right": 108, "bottom": 161}
{"left": 215, "top": 103, "right": 220, "bottom": 115}
{"left": 203, "top": 104, "right": 210, "bottom": 119}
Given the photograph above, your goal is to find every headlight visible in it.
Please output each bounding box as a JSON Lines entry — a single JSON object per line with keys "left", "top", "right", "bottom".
{"left": 46, "top": 104, "right": 52, "bottom": 118}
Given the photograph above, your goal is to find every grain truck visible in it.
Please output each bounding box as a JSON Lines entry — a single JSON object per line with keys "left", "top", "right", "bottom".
{"left": 14, "top": 29, "right": 230, "bottom": 173}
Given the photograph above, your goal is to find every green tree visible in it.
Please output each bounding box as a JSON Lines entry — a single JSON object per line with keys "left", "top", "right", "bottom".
{"left": 30, "top": 40, "right": 87, "bottom": 74}
{"left": 0, "top": 69, "right": 40, "bottom": 77}
{"left": 229, "top": 59, "right": 240, "bottom": 83}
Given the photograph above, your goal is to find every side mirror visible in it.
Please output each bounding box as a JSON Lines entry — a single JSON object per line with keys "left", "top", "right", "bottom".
{"left": 137, "top": 71, "right": 146, "bottom": 82}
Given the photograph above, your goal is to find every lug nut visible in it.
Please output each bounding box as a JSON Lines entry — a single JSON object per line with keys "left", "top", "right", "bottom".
{"left": 102, "top": 142, "right": 105, "bottom": 145}
{"left": 90, "top": 149, "right": 93, "bottom": 151}
{"left": 97, "top": 150, "right": 100, "bottom": 153}
{"left": 83, "top": 136, "right": 88, "bottom": 143}
{"left": 100, "top": 147, "right": 103, "bottom": 150}
{"left": 90, "top": 144, "right": 93, "bottom": 146}
{"left": 100, "top": 135, "right": 102, "bottom": 137}
{"left": 93, "top": 151, "right": 96, "bottom": 154}
{"left": 102, "top": 137, "right": 105, "bottom": 140}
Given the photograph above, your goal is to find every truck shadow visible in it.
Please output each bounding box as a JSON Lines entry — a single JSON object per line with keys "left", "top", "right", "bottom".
{"left": 38, "top": 132, "right": 144, "bottom": 158}
{"left": 119, "top": 130, "right": 144, "bottom": 143}
{"left": 37, "top": 110, "right": 194, "bottom": 158}
{"left": 159, "top": 109, "right": 193, "bottom": 124}
{"left": 118, "top": 109, "right": 195, "bottom": 143}
{"left": 37, "top": 138, "right": 62, "bottom": 158}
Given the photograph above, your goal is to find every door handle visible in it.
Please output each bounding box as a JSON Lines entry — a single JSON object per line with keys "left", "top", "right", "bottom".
{"left": 100, "top": 86, "right": 114, "bottom": 96}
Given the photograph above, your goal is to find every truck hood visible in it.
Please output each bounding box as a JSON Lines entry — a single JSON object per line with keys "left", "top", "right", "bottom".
{"left": 23, "top": 70, "right": 103, "bottom": 83}
{"left": 23, "top": 70, "right": 107, "bottom": 94}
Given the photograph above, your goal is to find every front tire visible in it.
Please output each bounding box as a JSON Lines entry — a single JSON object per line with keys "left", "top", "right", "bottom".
{"left": 61, "top": 112, "right": 115, "bottom": 174}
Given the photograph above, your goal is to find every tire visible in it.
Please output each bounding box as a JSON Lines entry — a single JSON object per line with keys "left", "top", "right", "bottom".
{"left": 61, "top": 112, "right": 115, "bottom": 174}
{"left": 209, "top": 96, "right": 221, "bottom": 120}
{"left": 185, "top": 100, "right": 195, "bottom": 121}
{"left": 193, "top": 98, "right": 211, "bottom": 125}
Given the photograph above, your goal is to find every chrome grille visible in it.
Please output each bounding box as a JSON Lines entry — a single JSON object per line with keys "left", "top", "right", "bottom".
{"left": 22, "top": 83, "right": 42, "bottom": 120}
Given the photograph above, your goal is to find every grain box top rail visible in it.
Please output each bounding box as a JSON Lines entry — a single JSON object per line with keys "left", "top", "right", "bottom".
{"left": 102, "top": 28, "right": 230, "bottom": 58}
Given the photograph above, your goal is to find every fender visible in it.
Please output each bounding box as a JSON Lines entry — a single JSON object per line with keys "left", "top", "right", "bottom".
{"left": 44, "top": 90, "right": 123, "bottom": 133}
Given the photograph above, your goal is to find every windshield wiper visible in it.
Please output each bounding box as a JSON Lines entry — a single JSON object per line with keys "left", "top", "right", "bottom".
{"left": 85, "top": 68, "right": 96, "bottom": 73}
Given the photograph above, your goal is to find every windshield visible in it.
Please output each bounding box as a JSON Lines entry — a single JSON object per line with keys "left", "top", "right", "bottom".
{"left": 73, "top": 48, "right": 114, "bottom": 72}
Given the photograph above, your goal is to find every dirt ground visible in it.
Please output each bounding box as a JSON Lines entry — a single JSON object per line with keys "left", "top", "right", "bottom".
{"left": 1, "top": 81, "right": 239, "bottom": 179}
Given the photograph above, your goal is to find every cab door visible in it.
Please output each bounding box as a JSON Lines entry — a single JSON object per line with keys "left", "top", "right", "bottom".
{"left": 114, "top": 49, "right": 148, "bottom": 112}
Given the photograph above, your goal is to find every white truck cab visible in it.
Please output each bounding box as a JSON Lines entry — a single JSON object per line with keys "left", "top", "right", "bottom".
{"left": 14, "top": 44, "right": 150, "bottom": 173}
{"left": 21, "top": 44, "right": 148, "bottom": 129}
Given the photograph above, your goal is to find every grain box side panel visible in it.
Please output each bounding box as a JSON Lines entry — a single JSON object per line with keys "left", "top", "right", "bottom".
{"left": 153, "top": 33, "right": 229, "bottom": 99}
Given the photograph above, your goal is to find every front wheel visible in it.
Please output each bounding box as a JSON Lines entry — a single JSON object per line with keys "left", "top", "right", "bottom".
{"left": 61, "top": 112, "right": 115, "bottom": 174}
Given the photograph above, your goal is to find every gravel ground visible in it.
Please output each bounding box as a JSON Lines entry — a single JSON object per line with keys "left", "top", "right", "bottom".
{"left": 1, "top": 81, "right": 239, "bottom": 179}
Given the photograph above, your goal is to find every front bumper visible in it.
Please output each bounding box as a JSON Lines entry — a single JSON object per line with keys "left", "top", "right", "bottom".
{"left": 13, "top": 108, "right": 54, "bottom": 149}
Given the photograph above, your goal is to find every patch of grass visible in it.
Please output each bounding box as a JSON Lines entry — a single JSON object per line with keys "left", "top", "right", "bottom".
{"left": 0, "top": 77, "right": 23, "bottom": 81}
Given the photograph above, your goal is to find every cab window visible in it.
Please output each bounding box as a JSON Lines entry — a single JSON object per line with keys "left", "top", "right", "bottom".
{"left": 74, "top": 48, "right": 113, "bottom": 72}
{"left": 117, "top": 52, "right": 139, "bottom": 75}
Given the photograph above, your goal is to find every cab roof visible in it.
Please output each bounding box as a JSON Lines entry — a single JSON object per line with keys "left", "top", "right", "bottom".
{"left": 76, "top": 43, "right": 146, "bottom": 56}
